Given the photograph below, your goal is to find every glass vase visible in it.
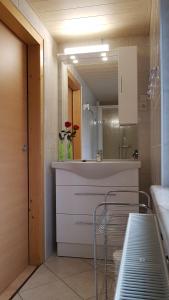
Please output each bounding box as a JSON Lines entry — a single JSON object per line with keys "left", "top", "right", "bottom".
{"left": 67, "top": 140, "right": 73, "bottom": 160}
{"left": 58, "top": 140, "right": 65, "bottom": 161}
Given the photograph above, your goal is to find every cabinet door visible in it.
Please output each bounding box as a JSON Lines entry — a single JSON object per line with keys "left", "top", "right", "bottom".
{"left": 118, "top": 46, "right": 138, "bottom": 125}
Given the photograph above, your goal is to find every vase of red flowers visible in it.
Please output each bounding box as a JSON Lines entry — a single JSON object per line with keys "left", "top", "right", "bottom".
{"left": 58, "top": 140, "right": 65, "bottom": 161}
{"left": 66, "top": 122, "right": 79, "bottom": 160}
{"left": 58, "top": 121, "right": 79, "bottom": 161}
{"left": 58, "top": 128, "right": 66, "bottom": 161}
{"left": 67, "top": 140, "right": 73, "bottom": 160}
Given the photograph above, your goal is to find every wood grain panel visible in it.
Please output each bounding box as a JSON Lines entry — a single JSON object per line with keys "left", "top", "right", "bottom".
{"left": 28, "top": 44, "right": 44, "bottom": 265}
{"left": 35, "top": 1, "right": 151, "bottom": 22}
{"left": 28, "top": 0, "right": 144, "bottom": 12}
{"left": 68, "top": 71, "right": 81, "bottom": 159}
{"left": 0, "top": 21, "right": 28, "bottom": 293}
{"left": 68, "top": 87, "right": 73, "bottom": 123}
{"left": 73, "top": 90, "right": 81, "bottom": 159}
{"left": 0, "top": 0, "right": 42, "bottom": 44}
{"left": 0, "top": 266, "right": 36, "bottom": 300}
{"left": 27, "top": 0, "right": 152, "bottom": 42}
{"left": 0, "top": 0, "right": 44, "bottom": 279}
{"left": 68, "top": 71, "right": 81, "bottom": 90}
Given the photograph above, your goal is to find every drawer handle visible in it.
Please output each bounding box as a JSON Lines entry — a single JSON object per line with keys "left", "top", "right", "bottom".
{"left": 75, "top": 221, "right": 93, "bottom": 226}
{"left": 74, "top": 193, "right": 116, "bottom": 196}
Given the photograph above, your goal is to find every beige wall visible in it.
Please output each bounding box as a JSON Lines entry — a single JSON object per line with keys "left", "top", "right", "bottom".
{"left": 160, "top": 0, "right": 169, "bottom": 187}
{"left": 11, "top": 0, "right": 58, "bottom": 258}
{"left": 150, "top": 0, "right": 161, "bottom": 185}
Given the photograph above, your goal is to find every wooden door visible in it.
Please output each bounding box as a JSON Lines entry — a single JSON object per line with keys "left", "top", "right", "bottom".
{"left": 68, "top": 87, "right": 73, "bottom": 124}
{"left": 68, "top": 73, "right": 81, "bottom": 160}
{"left": 73, "top": 90, "right": 81, "bottom": 159}
{"left": 0, "top": 21, "right": 28, "bottom": 293}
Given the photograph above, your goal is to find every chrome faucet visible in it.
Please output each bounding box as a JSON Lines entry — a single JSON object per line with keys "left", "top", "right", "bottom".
{"left": 132, "top": 149, "right": 139, "bottom": 160}
{"left": 96, "top": 150, "right": 103, "bottom": 161}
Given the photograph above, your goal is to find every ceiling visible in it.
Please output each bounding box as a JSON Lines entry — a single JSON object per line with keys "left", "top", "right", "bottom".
{"left": 77, "top": 62, "right": 118, "bottom": 105}
{"left": 76, "top": 54, "right": 118, "bottom": 104}
{"left": 27, "top": 0, "right": 152, "bottom": 44}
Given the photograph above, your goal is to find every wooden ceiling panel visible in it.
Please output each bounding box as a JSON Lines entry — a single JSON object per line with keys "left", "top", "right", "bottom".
{"left": 31, "top": 1, "right": 149, "bottom": 21}
{"left": 27, "top": 0, "right": 152, "bottom": 43}
{"left": 28, "top": 0, "right": 137, "bottom": 12}
{"left": 46, "top": 15, "right": 149, "bottom": 31}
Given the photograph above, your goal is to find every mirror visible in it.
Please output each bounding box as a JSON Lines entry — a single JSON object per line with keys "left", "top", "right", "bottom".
{"left": 59, "top": 49, "right": 137, "bottom": 160}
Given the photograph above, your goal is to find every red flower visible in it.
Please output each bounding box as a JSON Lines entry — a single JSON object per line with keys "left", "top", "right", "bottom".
{"left": 73, "top": 124, "right": 79, "bottom": 130}
{"left": 65, "top": 121, "right": 71, "bottom": 128}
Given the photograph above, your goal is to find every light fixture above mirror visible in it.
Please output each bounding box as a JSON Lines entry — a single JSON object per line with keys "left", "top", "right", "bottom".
{"left": 64, "top": 44, "right": 109, "bottom": 55}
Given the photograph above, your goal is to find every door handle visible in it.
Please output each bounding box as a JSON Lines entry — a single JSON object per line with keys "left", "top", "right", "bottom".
{"left": 75, "top": 221, "right": 93, "bottom": 226}
{"left": 22, "top": 144, "right": 28, "bottom": 152}
{"left": 121, "top": 76, "right": 123, "bottom": 93}
{"left": 74, "top": 193, "right": 116, "bottom": 196}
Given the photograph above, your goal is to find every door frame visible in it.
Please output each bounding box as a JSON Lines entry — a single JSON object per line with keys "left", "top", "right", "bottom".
{"left": 67, "top": 70, "right": 82, "bottom": 159}
{"left": 0, "top": 0, "right": 44, "bottom": 265}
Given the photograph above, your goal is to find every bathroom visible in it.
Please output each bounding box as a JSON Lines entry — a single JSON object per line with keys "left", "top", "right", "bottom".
{"left": 0, "top": 0, "right": 169, "bottom": 299}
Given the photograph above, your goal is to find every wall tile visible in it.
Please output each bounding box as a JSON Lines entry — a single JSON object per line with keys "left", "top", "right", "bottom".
{"left": 150, "top": 0, "right": 161, "bottom": 185}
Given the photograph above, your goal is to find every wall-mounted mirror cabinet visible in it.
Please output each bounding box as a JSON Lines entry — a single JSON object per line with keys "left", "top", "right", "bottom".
{"left": 58, "top": 46, "right": 138, "bottom": 160}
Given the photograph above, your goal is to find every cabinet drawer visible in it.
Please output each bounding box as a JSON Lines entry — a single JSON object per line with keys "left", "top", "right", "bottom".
{"left": 56, "top": 211, "right": 138, "bottom": 246}
{"left": 56, "top": 186, "right": 139, "bottom": 214}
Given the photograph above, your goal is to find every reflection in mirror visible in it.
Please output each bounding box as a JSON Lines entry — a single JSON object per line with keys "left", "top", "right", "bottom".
{"left": 59, "top": 49, "right": 137, "bottom": 160}
{"left": 101, "top": 107, "right": 137, "bottom": 159}
{"left": 84, "top": 105, "right": 137, "bottom": 160}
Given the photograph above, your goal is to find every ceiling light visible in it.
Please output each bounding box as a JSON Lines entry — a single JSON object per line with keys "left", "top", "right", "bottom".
{"left": 70, "top": 55, "right": 76, "bottom": 60}
{"left": 60, "top": 17, "right": 108, "bottom": 37}
{"left": 101, "top": 52, "right": 106, "bottom": 57}
{"left": 73, "top": 59, "right": 78, "bottom": 64}
{"left": 102, "top": 57, "right": 108, "bottom": 61}
{"left": 64, "top": 44, "right": 109, "bottom": 55}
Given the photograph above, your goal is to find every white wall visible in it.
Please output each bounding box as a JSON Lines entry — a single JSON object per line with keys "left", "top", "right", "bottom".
{"left": 11, "top": 0, "right": 58, "bottom": 258}
{"left": 59, "top": 62, "right": 98, "bottom": 159}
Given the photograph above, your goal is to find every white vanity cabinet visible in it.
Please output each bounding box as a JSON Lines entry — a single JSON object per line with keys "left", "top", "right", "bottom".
{"left": 118, "top": 46, "right": 138, "bottom": 125}
{"left": 53, "top": 161, "right": 140, "bottom": 258}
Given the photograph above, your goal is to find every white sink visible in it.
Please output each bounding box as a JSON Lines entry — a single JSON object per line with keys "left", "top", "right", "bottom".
{"left": 51, "top": 160, "right": 141, "bottom": 179}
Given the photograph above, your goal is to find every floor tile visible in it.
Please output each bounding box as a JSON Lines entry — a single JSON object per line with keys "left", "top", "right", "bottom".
{"left": 63, "top": 269, "right": 97, "bottom": 299}
{"left": 81, "top": 258, "right": 93, "bottom": 266}
{"left": 45, "top": 254, "right": 57, "bottom": 262}
{"left": 45, "top": 256, "right": 92, "bottom": 279}
{"left": 11, "top": 295, "right": 22, "bottom": 300}
{"left": 19, "top": 280, "right": 82, "bottom": 300}
{"left": 86, "top": 294, "right": 106, "bottom": 300}
{"left": 14, "top": 256, "right": 115, "bottom": 300}
{"left": 20, "top": 265, "right": 58, "bottom": 292}
{"left": 64, "top": 268, "right": 113, "bottom": 300}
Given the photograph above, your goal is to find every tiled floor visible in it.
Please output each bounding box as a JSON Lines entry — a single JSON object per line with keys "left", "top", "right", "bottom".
{"left": 12, "top": 256, "right": 116, "bottom": 300}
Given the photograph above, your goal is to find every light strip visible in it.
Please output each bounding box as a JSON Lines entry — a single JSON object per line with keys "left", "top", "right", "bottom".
{"left": 64, "top": 44, "right": 109, "bottom": 55}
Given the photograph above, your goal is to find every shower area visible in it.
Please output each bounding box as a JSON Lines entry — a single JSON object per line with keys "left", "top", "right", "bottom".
{"left": 83, "top": 104, "right": 137, "bottom": 160}
{"left": 101, "top": 106, "right": 137, "bottom": 159}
